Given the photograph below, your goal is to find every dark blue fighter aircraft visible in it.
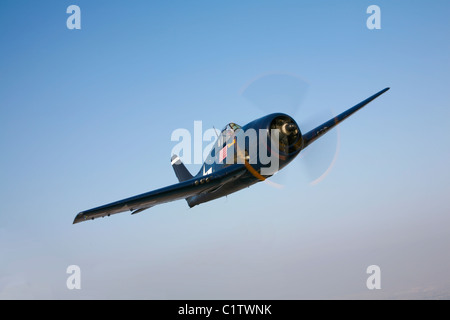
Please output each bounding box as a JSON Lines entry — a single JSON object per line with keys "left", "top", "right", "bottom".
{"left": 73, "top": 88, "right": 389, "bottom": 224}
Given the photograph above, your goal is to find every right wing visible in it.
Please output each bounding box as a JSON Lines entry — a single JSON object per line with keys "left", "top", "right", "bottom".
{"left": 73, "top": 164, "right": 247, "bottom": 224}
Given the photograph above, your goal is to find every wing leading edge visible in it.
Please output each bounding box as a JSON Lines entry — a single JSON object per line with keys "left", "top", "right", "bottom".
{"left": 73, "top": 164, "right": 247, "bottom": 224}
{"left": 302, "top": 87, "right": 390, "bottom": 149}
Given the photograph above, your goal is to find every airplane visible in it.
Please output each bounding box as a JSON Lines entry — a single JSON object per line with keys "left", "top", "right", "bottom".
{"left": 73, "top": 87, "right": 390, "bottom": 224}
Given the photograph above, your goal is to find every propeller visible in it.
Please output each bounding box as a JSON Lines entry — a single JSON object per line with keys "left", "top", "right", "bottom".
{"left": 240, "top": 72, "right": 309, "bottom": 117}
{"left": 239, "top": 72, "right": 340, "bottom": 187}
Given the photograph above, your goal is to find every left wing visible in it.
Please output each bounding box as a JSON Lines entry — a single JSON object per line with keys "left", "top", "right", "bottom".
{"left": 302, "top": 87, "right": 390, "bottom": 148}
{"left": 73, "top": 164, "right": 247, "bottom": 224}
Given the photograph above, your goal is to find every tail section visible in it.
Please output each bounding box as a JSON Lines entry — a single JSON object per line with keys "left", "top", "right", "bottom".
{"left": 171, "top": 155, "right": 193, "bottom": 182}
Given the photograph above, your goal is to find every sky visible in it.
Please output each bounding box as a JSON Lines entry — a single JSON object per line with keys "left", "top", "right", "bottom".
{"left": 0, "top": 0, "right": 450, "bottom": 299}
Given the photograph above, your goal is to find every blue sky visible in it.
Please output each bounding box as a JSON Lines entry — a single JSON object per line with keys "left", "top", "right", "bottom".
{"left": 1, "top": 0, "right": 449, "bottom": 299}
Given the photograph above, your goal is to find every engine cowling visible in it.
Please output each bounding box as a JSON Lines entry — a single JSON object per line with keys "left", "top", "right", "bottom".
{"left": 269, "top": 115, "right": 303, "bottom": 157}
{"left": 239, "top": 113, "right": 303, "bottom": 176}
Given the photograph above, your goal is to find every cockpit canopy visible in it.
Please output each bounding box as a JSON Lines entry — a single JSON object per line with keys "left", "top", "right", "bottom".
{"left": 221, "top": 123, "right": 241, "bottom": 133}
{"left": 218, "top": 122, "right": 242, "bottom": 147}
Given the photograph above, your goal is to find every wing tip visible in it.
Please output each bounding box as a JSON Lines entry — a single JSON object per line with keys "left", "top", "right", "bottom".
{"left": 73, "top": 211, "right": 93, "bottom": 224}
{"left": 373, "top": 87, "right": 390, "bottom": 101}
{"left": 73, "top": 213, "right": 84, "bottom": 224}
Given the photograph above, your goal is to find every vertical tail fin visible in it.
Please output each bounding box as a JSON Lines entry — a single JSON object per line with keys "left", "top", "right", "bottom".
{"left": 171, "top": 155, "right": 193, "bottom": 182}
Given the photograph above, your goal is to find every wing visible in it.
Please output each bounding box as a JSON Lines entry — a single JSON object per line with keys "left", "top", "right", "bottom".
{"left": 302, "top": 87, "right": 390, "bottom": 148}
{"left": 73, "top": 164, "right": 247, "bottom": 224}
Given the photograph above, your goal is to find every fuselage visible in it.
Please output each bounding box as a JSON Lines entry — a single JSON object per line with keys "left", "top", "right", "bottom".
{"left": 186, "top": 113, "right": 303, "bottom": 207}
